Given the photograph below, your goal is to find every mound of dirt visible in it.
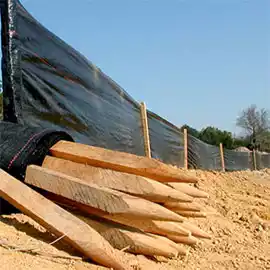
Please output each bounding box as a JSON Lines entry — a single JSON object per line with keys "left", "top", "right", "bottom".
{"left": 234, "top": 147, "right": 251, "bottom": 152}
{"left": 0, "top": 169, "right": 269, "bottom": 270}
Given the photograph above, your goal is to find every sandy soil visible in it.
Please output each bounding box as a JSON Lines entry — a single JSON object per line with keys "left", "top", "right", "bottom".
{"left": 1, "top": 169, "right": 269, "bottom": 270}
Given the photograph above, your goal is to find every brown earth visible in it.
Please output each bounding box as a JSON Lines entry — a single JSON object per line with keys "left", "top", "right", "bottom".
{"left": 1, "top": 169, "right": 269, "bottom": 270}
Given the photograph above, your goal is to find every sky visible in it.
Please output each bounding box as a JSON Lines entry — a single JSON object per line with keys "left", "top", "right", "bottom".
{"left": 20, "top": 0, "right": 269, "bottom": 134}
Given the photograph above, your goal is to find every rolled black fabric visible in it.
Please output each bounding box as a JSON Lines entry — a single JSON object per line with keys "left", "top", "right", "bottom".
{"left": 0, "top": 121, "right": 73, "bottom": 214}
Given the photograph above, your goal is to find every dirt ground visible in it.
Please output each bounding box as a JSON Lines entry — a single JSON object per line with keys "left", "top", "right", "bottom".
{"left": 0, "top": 169, "right": 269, "bottom": 270}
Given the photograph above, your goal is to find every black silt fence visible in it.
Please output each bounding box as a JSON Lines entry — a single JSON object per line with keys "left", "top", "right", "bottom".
{"left": 187, "top": 135, "right": 222, "bottom": 170}
{"left": 223, "top": 149, "right": 251, "bottom": 171}
{"left": 256, "top": 152, "right": 270, "bottom": 170}
{"left": 0, "top": 0, "right": 269, "bottom": 172}
{"left": 1, "top": 0, "right": 145, "bottom": 155}
{"left": 147, "top": 111, "right": 184, "bottom": 167}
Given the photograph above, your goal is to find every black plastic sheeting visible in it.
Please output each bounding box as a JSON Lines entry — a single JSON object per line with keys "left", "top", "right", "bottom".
{"left": 1, "top": 0, "right": 145, "bottom": 155}
{"left": 0, "top": 0, "right": 187, "bottom": 165}
{"left": 223, "top": 149, "right": 251, "bottom": 171}
{"left": 187, "top": 135, "right": 222, "bottom": 170}
{"left": 0, "top": 121, "right": 73, "bottom": 214}
{"left": 0, "top": 0, "right": 269, "bottom": 172}
{"left": 147, "top": 110, "right": 184, "bottom": 166}
{"left": 256, "top": 152, "right": 270, "bottom": 170}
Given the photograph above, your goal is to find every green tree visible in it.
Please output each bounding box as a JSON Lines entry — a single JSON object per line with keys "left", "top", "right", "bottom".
{"left": 256, "top": 131, "right": 270, "bottom": 152}
{"left": 232, "top": 136, "right": 250, "bottom": 149}
{"left": 198, "top": 126, "right": 234, "bottom": 149}
{"left": 180, "top": 124, "right": 200, "bottom": 138}
{"left": 236, "top": 105, "right": 270, "bottom": 151}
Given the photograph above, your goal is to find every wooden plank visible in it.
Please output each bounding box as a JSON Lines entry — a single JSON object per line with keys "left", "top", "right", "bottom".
{"left": 181, "top": 221, "right": 211, "bottom": 239}
{"left": 0, "top": 169, "right": 129, "bottom": 270}
{"left": 140, "top": 102, "right": 151, "bottom": 158}
{"left": 219, "top": 143, "right": 225, "bottom": 172}
{"left": 173, "top": 210, "right": 206, "bottom": 218}
{"left": 42, "top": 156, "right": 193, "bottom": 203}
{"left": 25, "top": 165, "right": 183, "bottom": 222}
{"left": 50, "top": 141, "right": 199, "bottom": 183}
{"left": 184, "top": 129, "right": 188, "bottom": 170}
{"left": 76, "top": 215, "right": 178, "bottom": 258}
{"left": 95, "top": 216, "right": 190, "bottom": 237}
{"left": 147, "top": 233, "right": 187, "bottom": 255}
{"left": 164, "top": 202, "right": 202, "bottom": 212}
{"left": 41, "top": 192, "right": 188, "bottom": 235}
{"left": 167, "top": 234, "right": 199, "bottom": 245}
{"left": 167, "top": 183, "right": 209, "bottom": 198}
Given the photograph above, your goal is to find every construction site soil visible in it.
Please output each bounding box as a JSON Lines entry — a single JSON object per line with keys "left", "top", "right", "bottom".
{"left": 1, "top": 169, "right": 269, "bottom": 270}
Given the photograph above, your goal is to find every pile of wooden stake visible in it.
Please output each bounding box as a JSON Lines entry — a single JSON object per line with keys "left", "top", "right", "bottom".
{"left": 0, "top": 140, "right": 211, "bottom": 270}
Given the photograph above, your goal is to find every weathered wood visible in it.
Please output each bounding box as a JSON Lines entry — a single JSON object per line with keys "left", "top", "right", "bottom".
{"left": 140, "top": 102, "right": 151, "bottom": 158}
{"left": 46, "top": 188, "right": 210, "bottom": 240}
{"left": 181, "top": 221, "right": 211, "bottom": 239}
{"left": 167, "top": 183, "right": 209, "bottom": 198}
{"left": 96, "top": 216, "right": 189, "bottom": 236}
{"left": 76, "top": 215, "right": 178, "bottom": 258}
{"left": 0, "top": 169, "right": 128, "bottom": 270}
{"left": 50, "top": 141, "right": 198, "bottom": 183}
{"left": 164, "top": 202, "right": 202, "bottom": 212}
{"left": 167, "top": 234, "right": 199, "bottom": 245}
{"left": 173, "top": 210, "right": 206, "bottom": 218}
{"left": 42, "top": 192, "right": 188, "bottom": 235}
{"left": 25, "top": 165, "right": 183, "bottom": 222}
{"left": 184, "top": 129, "right": 188, "bottom": 170}
{"left": 220, "top": 143, "right": 225, "bottom": 172}
{"left": 148, "top": 233, "right": 187, "bottom": 255}
{"left": 42, "top": 156, "right": 193, "bottom": 203}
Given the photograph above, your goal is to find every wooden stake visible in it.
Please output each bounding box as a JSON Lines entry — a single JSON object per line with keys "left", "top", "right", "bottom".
{"left": 76, "top": 215, "right": 178, "bottom": 258}
{"left": 0, "top": 169, "right": 128, "bottom": 270}
{"left": 253, "top": 149, "right": 257, "bottom": 170}
{"left": 93, "top": 216, "right": 190, "bottom": 236}
{"left": 25, "top": 165, "right": 183, "bottom": 222}
{"left": 219, "top": 143, "right": 225, "bottom": 172}
{"left": 140, "top": 102, "right": 151, "bottom": 158}
{"left": 147, "top": 233, "right": 187, "bottom": 255}
{"left": 50, "top": 141, "right": 199, "bottom": 183}
{"left": 164, "top": 202, "right": 202, "bottom": 212}
{"left": 173, "top": 210, "right": 207, "bottom": 218}
{"left": 181, "top": 221, "right": 211, "bottom": 239}
{"left": 167, "top": 183, "right": 209, "bottom": 198}
{"left": 42, "top": 156, "right": 193, "bottom": 203}
{"left": 43, "top": 192, "right": 188, "bottom": 233}
{"left": 184, "top": 129, "right": 188, "bottom": 170}
{"left": 167, "top": 234, "right": 198, "bottom": 246}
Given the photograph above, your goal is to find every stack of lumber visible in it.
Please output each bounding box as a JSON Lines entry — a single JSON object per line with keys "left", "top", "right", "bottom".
{"left": 0, "top": 141, "right": 211, "bottom": 270}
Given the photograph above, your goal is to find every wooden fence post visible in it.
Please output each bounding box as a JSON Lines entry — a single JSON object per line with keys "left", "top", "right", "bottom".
{"left": 219, "top": 143, "right": 225, "bottom": 172}
{"left": 140, "top": 102, "right": 151, "bottom": 158}
{"left": 184, "top": 129, "right": 188, "bottom": 170}
{"left": 253, "top": 149, "right": 257, "bottom": 170}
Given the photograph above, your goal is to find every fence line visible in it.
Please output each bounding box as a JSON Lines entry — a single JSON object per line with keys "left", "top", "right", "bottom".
{"left": 4, "top": 0, "right": 268, "bottom": 172}
{"left": 139, "top": 103, "right": 270, "bottom": 171}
